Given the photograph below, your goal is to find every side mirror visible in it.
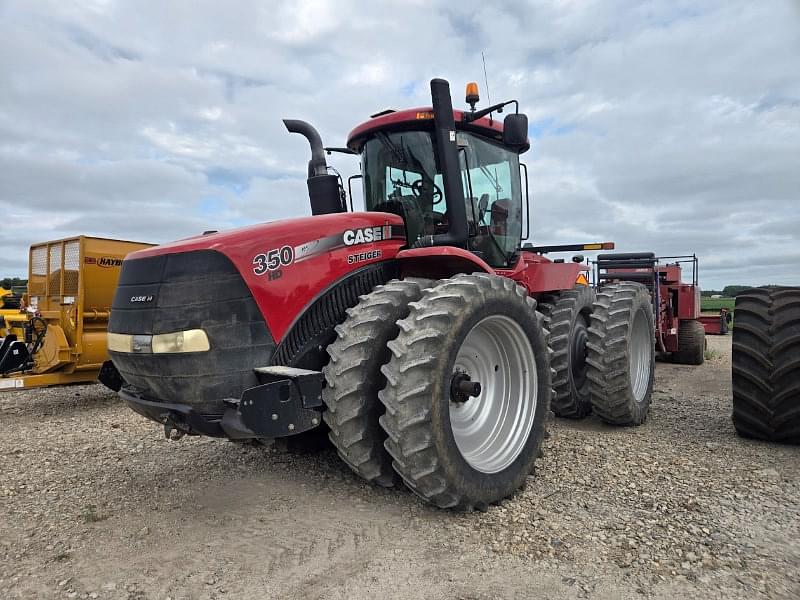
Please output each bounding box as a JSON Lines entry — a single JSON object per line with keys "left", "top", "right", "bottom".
{"left": 503, "top": 113, "right": 529, "bottom": 151}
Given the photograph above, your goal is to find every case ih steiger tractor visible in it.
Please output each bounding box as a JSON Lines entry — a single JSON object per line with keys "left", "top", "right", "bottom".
{"left": 105, "top": 79, "right": 656, "bottom": 510}
{"left": 594, "top": 253, "right": 706, "bottom": 366}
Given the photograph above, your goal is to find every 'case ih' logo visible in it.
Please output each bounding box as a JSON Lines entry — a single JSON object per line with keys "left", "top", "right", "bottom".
{"left": 98, "top": 257, "right": 123, "bottom": 268}
{"left": 343, "top": 226, "right": 391, "bottom": 246}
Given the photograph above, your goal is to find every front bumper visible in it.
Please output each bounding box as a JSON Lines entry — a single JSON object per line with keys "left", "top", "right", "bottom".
{"left": 109, "top": 250, "right": 276, "bottom": 415}
{"left": 121, "top": 367, "right": 324, "bottom": 439}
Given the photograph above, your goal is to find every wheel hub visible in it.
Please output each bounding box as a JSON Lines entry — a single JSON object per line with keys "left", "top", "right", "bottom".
{"left": 450, "top": 371, "right": 482, "bottom": 403}
{"left": 449, "top": 315, "right": 537, "bottom": 474}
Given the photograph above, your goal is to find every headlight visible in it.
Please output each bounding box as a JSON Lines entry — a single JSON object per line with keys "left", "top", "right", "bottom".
{"left": 107, "top": 332, "right": 133, "bottom": 353}
{"left": 152, "top": 329, "right": 210, "bottom": 353}
{"left": 107, "top": 329, "right": 210, "bottom": 354}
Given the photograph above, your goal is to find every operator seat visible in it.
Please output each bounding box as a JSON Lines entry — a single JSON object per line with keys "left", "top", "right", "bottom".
{"left": 469, "top": 198, "right": 515, "bottom": 267}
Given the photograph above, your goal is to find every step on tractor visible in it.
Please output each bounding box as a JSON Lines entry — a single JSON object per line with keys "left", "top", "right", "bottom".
{"left": 105, "top": 79, "right": 657, "bottom": 509}
{"left": 594, "top": 253, "right": 706, "bottom": 366}
{"left": 732, "top": 286, "right": 800, "bottom": 444}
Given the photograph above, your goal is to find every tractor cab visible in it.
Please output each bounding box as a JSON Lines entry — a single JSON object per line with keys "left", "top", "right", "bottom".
{"left": 349, "top": 109, "right": 527, "bottom": 267}
{"left": 289, "top": 79, "right": 531, "bottom": 268}
{"left": 348, "top": 80, "right": 530, "bottom": 268}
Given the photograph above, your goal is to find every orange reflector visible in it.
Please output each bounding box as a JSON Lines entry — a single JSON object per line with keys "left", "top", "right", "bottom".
{"left": 415, "top": 111, "right": 434, "bottom": 120}
{"left": 582, "top": 242, "right": 615, "bottom": 251}
{"left": 576, "top": 273, "right": 589, "bottom": 286}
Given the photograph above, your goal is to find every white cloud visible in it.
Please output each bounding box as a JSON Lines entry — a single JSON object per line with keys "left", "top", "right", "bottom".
{"left": 0, "top": 0, "right": 798, "bottom": 289}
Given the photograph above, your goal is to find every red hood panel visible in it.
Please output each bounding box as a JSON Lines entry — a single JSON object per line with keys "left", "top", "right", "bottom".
{"left": 126, "top": 212, "right": 405, "bottom": 340}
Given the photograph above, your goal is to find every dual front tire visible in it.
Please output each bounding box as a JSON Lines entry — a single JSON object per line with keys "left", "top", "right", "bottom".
{"left": 324, "top": 274, "right": 550, "bottom": 509}
{"left": 379, "top": 274, "right": 551, "bottom": 510}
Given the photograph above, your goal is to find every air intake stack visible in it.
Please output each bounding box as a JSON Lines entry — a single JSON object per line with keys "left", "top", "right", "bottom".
{"left": 283, "top": 119, "right": 346, "bottom": 216}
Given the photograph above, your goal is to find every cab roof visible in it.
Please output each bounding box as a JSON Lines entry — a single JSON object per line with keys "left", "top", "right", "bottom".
{"left": 346, "top": 107, "right": 524, "bottom": 153}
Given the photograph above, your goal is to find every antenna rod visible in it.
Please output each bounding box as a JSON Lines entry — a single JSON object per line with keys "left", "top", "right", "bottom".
{"left": 482, "top": 51, "right": 491, "bottom": 106}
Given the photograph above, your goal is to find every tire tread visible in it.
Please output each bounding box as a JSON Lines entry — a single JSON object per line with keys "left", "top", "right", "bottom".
{"left": 378, "top": 273, "right": 551, "bottom": 510}
{"left": 732, "top": 286, "right": 800, "bottom": 443}
{"left": 322, "top": 279, "right": 430, "bottom": 486}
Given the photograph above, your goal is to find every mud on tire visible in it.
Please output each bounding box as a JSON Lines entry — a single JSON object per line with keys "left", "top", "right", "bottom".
{"left": 378, "top": 273, "right": 552, "bottom": 510}
{"left": 538, "top": 285, "right": 595, "bottom": 418}
{"left": 322, "top": 279, "right": 431, "bottom": 486}
{"left": 587, "top": 282, "right": 655, "bottom": 426}
{"left": 732, "top": 287, "right": 800, "bottom": 443}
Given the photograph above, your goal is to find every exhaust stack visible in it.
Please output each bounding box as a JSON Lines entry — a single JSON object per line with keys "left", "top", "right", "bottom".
{"left": 283, "top": 119, "right": 345, "bottom": 216}
{"left": 413, "top": 78, "right": 468, "bottom": 248}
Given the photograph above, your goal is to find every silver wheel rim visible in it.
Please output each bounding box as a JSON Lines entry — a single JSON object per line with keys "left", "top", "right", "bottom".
{"left": 629, "top": 309, "right": 651, "bottom": 403}
{"left": 450, "top": 315, "right": 537, "bottom": 474}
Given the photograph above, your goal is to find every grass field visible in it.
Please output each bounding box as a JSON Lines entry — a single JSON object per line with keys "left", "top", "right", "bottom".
{"left": 701, "top": 297, "right": 735, "bottom": 312}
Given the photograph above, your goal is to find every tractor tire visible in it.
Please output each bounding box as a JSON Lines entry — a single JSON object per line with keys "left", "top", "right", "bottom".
{"left": 322, "top": 279, "right": 431, "bottom": 486}
{"left": 672, "top": 319, "right": 705, "bottom": 365}
{"left": 538, "top": 285, "right": 595, "bottom": 418}
{"left": 378, "top": 273, "right": 552, "bottom": 510}
{"left": 732, "top": 287, "right": 800, "bottom": 443}
{"left": 586, "top": 282, "right": 655, "bottom": 426}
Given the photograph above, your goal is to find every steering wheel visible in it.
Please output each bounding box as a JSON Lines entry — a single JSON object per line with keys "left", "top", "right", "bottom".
{"left": 411, "top": 179, "right": 444, "bottom": 205}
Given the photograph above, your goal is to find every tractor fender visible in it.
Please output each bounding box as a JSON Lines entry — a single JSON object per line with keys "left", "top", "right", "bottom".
{"left": 395, "top": 247, "right": 495, "bottom": 279}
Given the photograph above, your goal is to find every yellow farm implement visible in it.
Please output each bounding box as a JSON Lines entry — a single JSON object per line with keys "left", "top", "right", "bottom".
{"left": 0, "top": 236, "right": 153, "bottom": 390}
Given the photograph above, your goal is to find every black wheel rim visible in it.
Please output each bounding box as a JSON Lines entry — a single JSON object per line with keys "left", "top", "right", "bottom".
{"left": 570, "top": 314, "right": 590, "bottom": 392}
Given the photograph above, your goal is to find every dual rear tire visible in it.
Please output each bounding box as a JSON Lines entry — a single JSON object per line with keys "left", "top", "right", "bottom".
{"left": 538, "top": 285, "right": 595, "bottom": 419}
{"left": 586, "top": 282, "right": 656, "bottom": 426}
{"left": 542, "top": 281, "right": 656, "bottom": 426}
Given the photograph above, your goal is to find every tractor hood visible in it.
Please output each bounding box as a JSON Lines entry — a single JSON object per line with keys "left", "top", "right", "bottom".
{"left": 109, "top": 211, "right": 405, "bottom": 414}
{"left": 121, "top": 211, "right": 406, "bottom": 342}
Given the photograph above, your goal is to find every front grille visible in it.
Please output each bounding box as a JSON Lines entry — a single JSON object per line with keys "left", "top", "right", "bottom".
{"left": 108, "top": 250, "right": 275, "bottom": 414}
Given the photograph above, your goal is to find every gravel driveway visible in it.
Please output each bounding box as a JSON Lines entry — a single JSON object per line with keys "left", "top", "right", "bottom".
{"left": 1, "top": 335, "right": 798, "bottom": 599}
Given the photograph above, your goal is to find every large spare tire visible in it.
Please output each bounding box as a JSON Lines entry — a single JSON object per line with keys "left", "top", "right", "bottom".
{"left": 732, "top": 287, "right": 800, "bottom": 443}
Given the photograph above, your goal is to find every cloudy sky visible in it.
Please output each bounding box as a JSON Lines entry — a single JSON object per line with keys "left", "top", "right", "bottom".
{"left": 1, "top": 1, "right": 798, "bottom": 288}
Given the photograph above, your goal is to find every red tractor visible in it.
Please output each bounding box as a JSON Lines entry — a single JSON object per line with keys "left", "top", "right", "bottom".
{"left": 105, "top": 79, "right": 656, "bottom": 509}
{"left": 594, "top": 253, "right": 706, "bottom": 365}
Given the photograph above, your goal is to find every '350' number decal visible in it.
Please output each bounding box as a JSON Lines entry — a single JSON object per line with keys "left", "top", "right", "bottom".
{"left": 253, "top": 246, "right": 294, "bottom": 275}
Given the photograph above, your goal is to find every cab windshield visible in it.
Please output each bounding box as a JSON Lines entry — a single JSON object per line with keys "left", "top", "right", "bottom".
{"left": 361, "top": 130, "right": 523, "bottom": 267}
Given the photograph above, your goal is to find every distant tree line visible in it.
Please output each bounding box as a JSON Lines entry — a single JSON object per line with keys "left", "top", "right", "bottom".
{"left": 701, "top": 286, "right": 752, "bottom": 298}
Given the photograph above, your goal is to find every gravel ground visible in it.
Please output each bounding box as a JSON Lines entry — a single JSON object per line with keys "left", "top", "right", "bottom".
{"left": 1, "top": 335, "right": 798, "bottom": 599}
